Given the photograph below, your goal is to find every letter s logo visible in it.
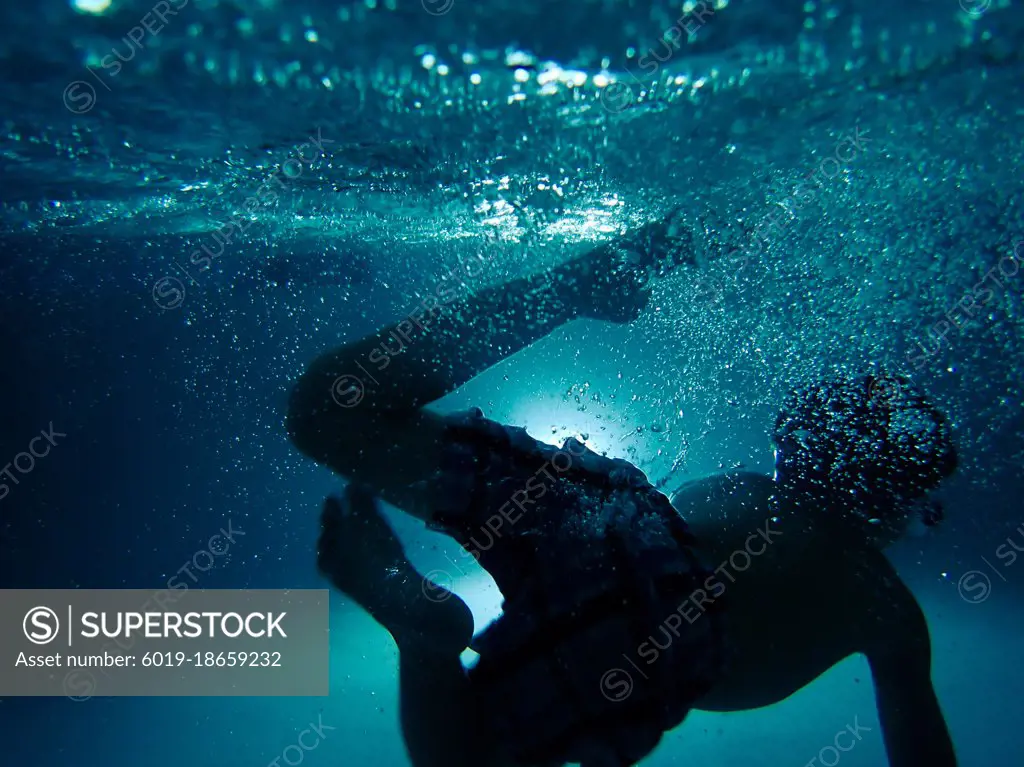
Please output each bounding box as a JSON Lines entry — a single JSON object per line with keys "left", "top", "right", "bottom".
{"left": 23, "top": 607, "right": 60, "bottom": 645}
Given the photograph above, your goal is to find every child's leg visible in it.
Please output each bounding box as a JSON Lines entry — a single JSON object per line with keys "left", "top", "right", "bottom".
{"left": 290, "top": 211, "right": 697, "bottom": 418}
{"left": 287, "top": 212, "right": 699, "bottom": 507}
{"left": 318, "top": 487, "right": 521, "bottom": 767}
{"left": 317, "top": 486, "right": 474, "bottom": 651}
{"left": 396, "top": 645, "right": 521, "bottom": 767}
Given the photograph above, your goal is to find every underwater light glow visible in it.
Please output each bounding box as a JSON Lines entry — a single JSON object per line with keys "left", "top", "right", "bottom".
{"left": 452, "top": 571, "right": 504, "bottom": 632}
{"left": 540, "top": 207, "right": 624, "bottom": 239}
{"left": 71, "top": 0, "right": 112, "bottom": 14}
{"left": 512, "top": 401, "right": 620, "bottom": 456}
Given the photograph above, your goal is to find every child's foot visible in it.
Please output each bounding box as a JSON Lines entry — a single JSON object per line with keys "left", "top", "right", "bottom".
{"left": 556, "top": 207, "right": 697, "bottom": 322}
{"left": 317, "top": 484, "right": 408, "bottom": 602}
{"left": 317, "top": 485, "right": 474, "bottom": 651}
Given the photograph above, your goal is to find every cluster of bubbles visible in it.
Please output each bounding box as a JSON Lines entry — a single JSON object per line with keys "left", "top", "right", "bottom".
{"left": 772, "top": 374, "right": 958, "bottom": 524}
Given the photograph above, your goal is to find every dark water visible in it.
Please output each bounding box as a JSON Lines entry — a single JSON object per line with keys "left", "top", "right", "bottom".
{"left": 1, "top": 0, "right": 1023, "bottom": 764}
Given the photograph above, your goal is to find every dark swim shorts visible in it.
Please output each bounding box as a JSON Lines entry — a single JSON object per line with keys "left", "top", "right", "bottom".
{"left": 424, "top": 408, "right": 727, "bottom": 767}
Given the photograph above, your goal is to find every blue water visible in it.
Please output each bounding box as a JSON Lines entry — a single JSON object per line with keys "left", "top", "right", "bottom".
{"left": 1, "top": 0, "right": 1023, "bottom": 764}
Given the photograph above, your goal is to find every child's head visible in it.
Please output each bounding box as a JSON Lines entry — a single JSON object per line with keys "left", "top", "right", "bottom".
{"left": 772, "top": 374, "right": 957, "bottom": 537}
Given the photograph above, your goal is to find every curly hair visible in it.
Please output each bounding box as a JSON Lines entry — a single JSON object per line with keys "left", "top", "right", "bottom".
{"left": 772, "top": 374, "right": 957, "bottom": 523}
